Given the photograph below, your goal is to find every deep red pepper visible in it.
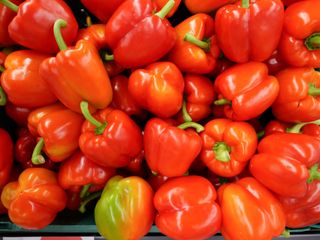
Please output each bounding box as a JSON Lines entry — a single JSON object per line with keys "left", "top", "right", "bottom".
{"left": 5, "top": 102, "right": 33, "bottom": 127}
{"left": 264, "top": 50, "right": 288, "bottom": 75}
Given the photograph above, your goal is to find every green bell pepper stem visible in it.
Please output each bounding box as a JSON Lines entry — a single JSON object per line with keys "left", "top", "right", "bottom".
{"left": 86, "top": 16, "right": 92, "bottom": 27}
{"left": 307, "top": 164, "right": 320, "bottom": 183}
{"left": 282, "top": 229, "right": 291, "bottom": 238}
{"left": 54, "top": 19, "right": 68, "bottom": 51}
{"left": 80, "top": 101, "right": 107, "bottom": 135}
{"left": 214, "top": 98, "right": 232, "bottom": 106}
{"left": 0, "top": 87, "right": 7, "bottom": 106}
{"left": 242, "top": 0, "right": 250, "bottom": 8}
{"left": 213, "top": 142, "right": 231, "bottom": 162}
{"left": 104, "top": 54, "right": 114, "bottom": 61}
{"left": 182, "top": 100, "right": 192, "bottom": 122}
{"left": 305, "top": 33, "right": 320, "bottom": 51}
{"left": 79, "top": 190, "right": 102, "bottom": 213}
{"left": 184, "top": 33, "right": 210, "bottom": 52}
{"left": 0, "top": 0, "right": 18, "bottom": 12}
{"left": 0, "top": 65, "right": 5, "bottom": 72}
{"left": 31, "top": 138, "right": 46, "bottom": 165}
{"left": 177, "top": 121, "right": 204, "bottom": 133}
{"left": 155, "top": 0, "right": 175, "bottom": 19}
{"left": 256, "top": 130, "right": 265, "bottom": 140}
{"left": 308, "top": 83, "right": 320, "bottom": 96}
{"left": 287, "top": 119, "right": 320, "bottom": 133}
{"left": 80, "top": 183, "right": 92, "bottom": 199}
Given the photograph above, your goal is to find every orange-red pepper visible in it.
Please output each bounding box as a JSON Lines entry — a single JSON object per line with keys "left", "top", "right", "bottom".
{"left": 184, "top": 0, "right": 236, "bottom": 13}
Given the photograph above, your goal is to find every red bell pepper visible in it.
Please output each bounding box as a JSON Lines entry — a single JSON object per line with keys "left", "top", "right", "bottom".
{"left": 79, "top": 102, "right": 143, "bottom": 168}
{"left": 278, "top": 179, "right": 320, "bottom": 228}
{"left": 264, "top": 50, "right": 288, "bottom": 75}
{"left": 0, "top": 0, "right": 21, "bottom": 46}
{"left": 218, "top": 177, "right": 286, "bottom": 240}
{"left": 128, "top": 62, "right": 184, "bottom": 118}
{"left": 168, "top": 13, "right": 220, "bottom": 74}
{"left": 154, "top": 175, "right": 221, "bottom": 240}
{"left": 0, "top": 128, "right": 13, "bottom": 188}
{"left": 148, "top": 174, "right": 170, "bottom": 192}
{"left": 272, "top": 67, "right": 320, "bottom": 123}
{"left": 28, "top": 103, "right": 84, "bottom": 164}
{"left": 144, "top": 118, "right": 203, "bottom": 177}
{"left": 5, "top": 102, "right": 33, "bottom": 127}
{"left": 215, "top": 0, "right": 284, "bottom": 63}
{"left": 250, "top": 133, "right": 320, "bottom": 197}
{"left": 105, "top": 0, "right": 176, "bottom": 68}
{"left": 175, "top": 74, "right": 215, "bottom": 123}
{"left": 214, "top": 62, "right": 279, "bottom": 121}
{"left": 124, "top": 150, "right": 146, "bottom": 177}
{"left": 278, "top": 0, "right": 320, "bottom": 68}
{"left": 154, "top": 0, "right": 181, "bottom": 17}
{"left": 184, "top": 0, "right": 236, "bottom": 13}
{"left": 1, "top": 50, "right": 57, "bottom": 108}
{"left": 1, "top": 0, "right": 78, "bottom": 53}
{"left": 200, "top": 118, "right": 257, "bottom": 177}
{"left": 1, "top": 168, "right": 67, "bottom": 230}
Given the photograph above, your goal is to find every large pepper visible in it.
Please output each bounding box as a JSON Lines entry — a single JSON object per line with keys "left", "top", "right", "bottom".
{"left": 154, "top": 0, "right": 181, "bottom": 17}
{"left": 79, "top": 102, "right": 143, "bottom": 168}
{"left": 278, "top": 0, "right": 320, "bottom": 68}
{"left": 184, "top": 0, "right": 236, "bottom": 13}
{"left": 200, "top": 118, "right": 257, "bottom": 177}
{"left": 215, "top": 0, "right": 284, "bottom": 63}
{"left": 214, "top": 62, "right": 279, "bottom": 121}
{"left": 250, "top": 133, "right": 320, "bottom": 197}
{"left": 1, "top": 168, "right": 67, "bottom": 230}
{"left": 1, "top": 50, "right": 57, "bottom": 108}
{"left": 218, "top": 177, "right": 286, "bottom": 240}
{"left": 144, "top": 118, "right": 203, "bottom": 177}
{"left": 154, "top": 175, "right": 221, "bottom": 240}
{"left": 0, "top": 128, "right": 13, "bottom": 188}
{"left": 105, "top": 0, "right": 176, "bottom": 68}
{"left": 272, "top": 67, "right": 320, "bottom": 123}
{"left": 168, "top": 13, "right": 220, "bottom": 74}
{"left": 28, "top": 103, "right": 84, "bottom": 164}
{"left": 95, "top": 175, "right": 154, "bottom": 240}
{"left": 0, "top": 0, "right": 78, "bottom": 53}
{"left": 128, "top": 62, "right": 184, "bottom": 118}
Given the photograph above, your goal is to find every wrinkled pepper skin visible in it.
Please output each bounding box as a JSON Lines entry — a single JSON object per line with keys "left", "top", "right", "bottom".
{"left": 58, "top": 151, "right": 116, "bottom": 192}
{"left": 144, "top": 118, "right": 203, "bottom": 177}
{"left": 0, "top": 128, "right": 13, "bottom": 188}
{"left": 278, "top": 179, "right": 320, "bottom": 228}
{"left": 40, "top": 40, "right": 113, "bottom": 113}
{"left": 79, "top": 108, "right": 143, "bottom": 168}
{"left": 8, "top": 0, "right": 78, "bottom": 54}
{"left": 28, "top": 103, "right": 84, "bottom": 162}
{"left": 105, "top": 0, "right": 176, "bottom": 68}
{"left": 214, "top": 62, "right": 279, "bottom": 121}
{"left": 80, "top": 0, "right": 125, "bottom": 23}
{"left": 218, "top": 177, "right": 286, "bottom": 240}
{"left": 200, "top": 118, "right": 257, "bottom": 177}
{"left": 168, "top": 14, "right": 220, "bottom": 74}
{"left": 154, "top": 176, "right": 221, "bottom": 240}
{"left": 128, "top": 62, "right": 184, "bottom": 118}
{"left": 272, "top": 68, "right": 320, "bottom": 123}
{"left": 1, "top": 168, "right": 67, "bottom": 230}
{"left": 1, "top": 50, "right": 57, "bottom": 108}
{"left": 250, "top": 133, "right": 320, "bottom": 197}
{"left": 95, "top": 176, "right": 154, "bottom": 240}
{"left": 215, "top": 0, "right": 284, "bottom": 63}
{"left": 278, "top": 0, "right": 320, "bottom": 68}
{"left": 184, "top": 0, "right": 236, "bottom": 13}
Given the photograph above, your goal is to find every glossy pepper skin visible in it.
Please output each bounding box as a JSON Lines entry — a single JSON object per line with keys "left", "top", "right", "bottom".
{"left": 0, "top": 128, "right": 13, "bottom": 188}
{"left": 219, "top": 177, "right": 286, "bottom": 240}
{"left": 250, "top": 133, "right": 320, "bottom": 197}
{"left": 1, "top": 168, "right": 67, "bottom": 230}
{"left": 278, "top": 179, "right": 320, "bottom": 228}
{"left": 7, "top": 0, "right": 78, "bottom": 54}
{"left": 272, "top": 68, "right": 320, "bottom": 123}
{"left": 95, "top": 176, "right": 154, "bottom": 240}
{"left": 58, "top": 151, "right": 115, "bottom": 193}
{"left": 214, "top": 62, "right": 279, "bottom": 121}
{"left": 168, "top": 13, "right": 220, "bottom": 74}
{"left": 1, "top": 50, "right": 57, "bottom": 108}
{"left": 200, "top": 118, "right": 257, "bottom": 177}
{"left": 278, "top": 0, "right": 320, "bottom": 68}
{"left": 184, "top": 0, "right": 236, "bottom": 13}
{"left": 5, "top": 103, "right": 33, "bottom": 127}
{"left": 128, "top": 62, "right": 184, "bottom": 118}
{"left": 40, "top": 40, "right": 113, "bottom": 113}
{"left": 79, "top": 107, "right": 143, "bottom": 168}
{"left": 154, "top": 176, "right": 221, "bottom": 240}
{"left": 105, "top": 0, "right": 176, "bottom": 68}
{"left": 28, "top": 103, "right": 84, "bottom": 162}
{"left": 176, "top": 74, "right": 215, "bottom": 123}
{"left": 215, "top": 0, "right": 284, "bottom": 63}
{"left": 264, "top": 50, "right": 288, "bottom": 75}
{"left": 144, "top": 118, "right": 203, "bottom": 177}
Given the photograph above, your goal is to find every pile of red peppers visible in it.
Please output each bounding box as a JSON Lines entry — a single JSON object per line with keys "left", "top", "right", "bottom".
{"left": 0, "top": 0, "right": 320, "bottom": 239}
